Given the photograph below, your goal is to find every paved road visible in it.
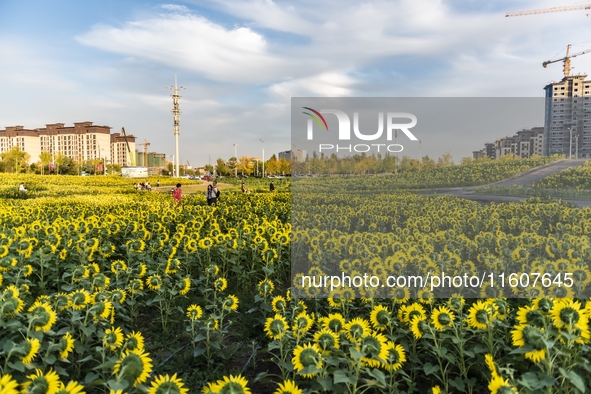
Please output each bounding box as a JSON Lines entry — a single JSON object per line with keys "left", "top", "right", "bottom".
{"left": 489, "top": 159, "right": 586, "bottom": 188}
{"left": 434, "top": 159, "right": 591, "bottom": 207}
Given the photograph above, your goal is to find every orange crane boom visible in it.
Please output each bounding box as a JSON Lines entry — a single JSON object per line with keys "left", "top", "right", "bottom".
{"left": 506, "top": 4, "right": 591, "bottom": 17}
{"left": 543, "top": 44, "right": 591, "bottom": 77}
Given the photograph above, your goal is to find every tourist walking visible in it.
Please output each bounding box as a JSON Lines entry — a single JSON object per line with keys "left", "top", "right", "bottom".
{"left": 172, "top": 183, "right": 182, "bottom": 207}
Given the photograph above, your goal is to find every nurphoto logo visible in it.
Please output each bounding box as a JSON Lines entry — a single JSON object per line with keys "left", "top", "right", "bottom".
{"left": 302, "top": 106, "right": 418, "bottom": 153}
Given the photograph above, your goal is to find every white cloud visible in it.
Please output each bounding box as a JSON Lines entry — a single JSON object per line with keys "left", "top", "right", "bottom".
{"left": 77, "top": 13, "right": 289, "bottom": 84}
{"left": 268, "top": 72, "right": 357, "bottom": 98}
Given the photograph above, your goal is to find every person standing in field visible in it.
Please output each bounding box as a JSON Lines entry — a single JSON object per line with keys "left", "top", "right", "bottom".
{"left": 206, "top": 184, "right": 214, "bottom": 206}
{"left": 270, "top": 181, "right": 275, "bottom": 192}
{"left": 172, "top": 183, "right": 182, "bottom": 207}
{"left": 211, "top": 182, "right": 219, "bottom": 205}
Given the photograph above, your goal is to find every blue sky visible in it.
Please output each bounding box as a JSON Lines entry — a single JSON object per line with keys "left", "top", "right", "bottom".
{"left": 2, "top": 0, "right": 591, "bottom": 165}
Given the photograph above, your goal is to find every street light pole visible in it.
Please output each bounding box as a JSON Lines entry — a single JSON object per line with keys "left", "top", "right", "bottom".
{"left": 260, "top": 139, "right": 266, "bottom": 178}
{"left": 569, "top": 127, "right": 573, "bottom": 160}
{"left": 419, "top": 140, "right": 422, "bottom": 170}
{"left": 563, "top": 120, "right": 578, "bottom": 159}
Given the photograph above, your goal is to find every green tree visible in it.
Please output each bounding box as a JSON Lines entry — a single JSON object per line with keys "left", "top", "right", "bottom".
{"left": 1, "top": 146, "right": 30, "bottom": 173}
{"left": 39, "top": 151, "right": 52, "bottom": 175}
{"left": 215, "top": 158, "right": 230, "bottom": 176}
{"left": 437, "top": 152, "right": 454, "bottom": 167}
{"left": 264, "top": 154, "right": 279, "bottom": 176}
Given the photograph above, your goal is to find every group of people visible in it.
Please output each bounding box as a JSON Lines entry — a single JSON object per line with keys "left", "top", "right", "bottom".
{"left": 170, "top": 179, "right": 276, "bottom": 208}
{"left": 133, "top": 182, "right": 152, "bottom": 191}
{"left": 206, "top": 181, "right": 220, "bottom": 206}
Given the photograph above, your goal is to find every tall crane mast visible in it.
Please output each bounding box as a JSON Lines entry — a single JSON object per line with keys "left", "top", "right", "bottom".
{"left": 141, "top": 139, "right": 150, "bottom": 167}
{"left": 120, "top": 127, "right": 136, "bottom": 166}
{"left": 543, "top": 45, "right": 591, "bottom": 77}
{"left": 506, "top": 4, "right": 591, "bottom": 17}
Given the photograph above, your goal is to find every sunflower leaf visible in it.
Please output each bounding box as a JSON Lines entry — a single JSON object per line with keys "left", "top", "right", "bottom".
{"left": 559, "top": 368, "right": 585, "bottom": 393}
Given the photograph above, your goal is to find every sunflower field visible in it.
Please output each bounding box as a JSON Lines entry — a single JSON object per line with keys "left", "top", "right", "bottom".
{"left": 0, "top": 158, "right": 590, "bottom": 394}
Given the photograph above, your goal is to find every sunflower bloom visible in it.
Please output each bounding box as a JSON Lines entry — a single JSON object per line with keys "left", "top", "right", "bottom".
{"left": 21, "top": 338, "right": 41, "bottom": 364}
{"left": 0, "top": 374, "right": 19, "bottom": 394}
{"left": 21, "top": 369, "right": 60, "bottom": 394}
{"left": 113, "top": 350, "right": 153, "bottom": 387}
{"left": 147, "top": 373, "right": 189, "bottom": 394}
{"left": 292, "top": 343, "right": 323, "bottom": 379}
{"left": 274, "top": 380, "right": 302, "bottom": 394}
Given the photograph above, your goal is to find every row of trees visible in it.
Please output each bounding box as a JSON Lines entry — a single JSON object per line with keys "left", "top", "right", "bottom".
{"left": 211, "top": 155, "right": 291, "bottom": 177}
{"left": 0, "top": 147, "right": 122, "bottom": 175}
{"left": 289, "top": 152, "right": 461, "bottom": 175}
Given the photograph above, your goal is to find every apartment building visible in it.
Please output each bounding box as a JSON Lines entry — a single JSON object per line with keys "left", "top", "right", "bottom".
{"left": 544, "top": 75, "right": 591, "bottom": 158}
{"left": 0, "top": 122, "right": 136, "bottom": 166}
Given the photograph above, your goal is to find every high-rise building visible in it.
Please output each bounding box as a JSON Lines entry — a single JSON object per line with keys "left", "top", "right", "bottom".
{"left": 110, "top": 133, "right": 137, "bottom": 166}
{"left": 278, "top": 149, "right": 306, "bottom": 162}
{"left": 544, "top": 75, "right": 591, "bottom": 158}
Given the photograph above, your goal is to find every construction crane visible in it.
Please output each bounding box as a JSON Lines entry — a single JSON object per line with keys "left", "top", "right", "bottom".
{"left": 141, "top": 139, "right": 150, "bottom": 167}
{"left": 543, "top": 44, "right": 591, "bottom": 77}
{"left": 120, "top": 127, "right": 136, "bottom": 166}
{"left": 506, "top": 4, "right": 591, "bottom": 17}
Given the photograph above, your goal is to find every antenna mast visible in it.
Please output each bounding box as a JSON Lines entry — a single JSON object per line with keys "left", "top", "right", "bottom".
{"left": 166, "top": 73, "right": 185, "bottom": 178}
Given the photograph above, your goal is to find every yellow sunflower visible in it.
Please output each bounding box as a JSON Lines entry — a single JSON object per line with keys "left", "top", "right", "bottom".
{"left": 292, "top": 312, "right": 314, "bottom": 337}
{"left": 346, "top": 317, "right": 371, "bottom": 344}
{"left": 59, "top": 332, "right": 75, "bottom": 359}
{"left": 382, "top": 341, "right": 406, "bottom": 372}
{"left": 113, "top": 350, "right": 153, "bottom": 387}
{"left": 318, "top": 313, "right": 346, "bottom": 334}
{"left": 511, "top": 324, "right": 547, "bottom": 363}
{"left": 488, "top": 375, "right": 518, "bottom": 394}
{"left": 0, "top": 374, "right": 19, "bottom": 394}
{"left": 148, "top": 373, "right": 189, "bottom": 394}
{"left": 21, "top": 337, "right": 41, "bottom": 364}
{"left": 484, "top": 354, "right": 498, "bottom": 379}
{"left": 264, "top": 314, "right": 289, "bottom": 340}
{"left": 110, "top": 260, "right": 127, "bottom": 275}
{"left": 128, "top": 279, "right": 144, "bottom": 294}
{"left": 55, "top": 380, "right": 86, "bottom": 394}
{"left": 223, "top": 295, "right": 239, "bottom": 311}
{"left": 179, "top": 278, "right": 191, "bottom": 296}
{"left": 292, "top": 343, "right": 323, "bottom": 378}
{"left": 146, "top": 275, "right": 162, "bottom": 291}
{"left": 313, "top": 328, "right": 340, "bottom": 354}
{"left": 213, "top": 278, "right": 228, "bottom": 292}
{"left": 466, "top": 300, "right": 494, "bottom": 330}
{"left": 257, "top": 279, "right": 275, "bottom": 296}
{"left": 516, "top": 305, "right": 545, "bottom": 328}
{"left": 273, "top": 380, "right": 302, "bottom": 394}
{"left": 28, "top": 301, "right": 57, "bottom": 332}
{"left": 550, "top": 298, "right": 588, "bottom": 331}
{"left": 103, "top": 327, "right": 124, "bottom": 351}
{"left": 401, "top": 303, "right": 426, "bottom": 324}
{"left": 124, "top": 331, "right": 145, "bottom": 352}
{"left": 21, "top": 369, "right": 60, "bottom": 394}
{"left": 186, "top": 305, "right": 203, "bottom": 321}
{"left": 370, "top": 305, "right": 391, "bottom": 332}
{"left": 359, "top": 331, "right": 389, "bottom": 367}
{"left": 208, "top": 375, "right": 251, "bottom": 394}
{"left": 409, "top": 317, "right": 429, "bottom": 339}
{"left": 271, "top": 296, "right": 287, "bottom": 313}
{"left": 110, "top": 289, "right": 127, "bottom": 304}
{"left": 431, "top": 306, "right": 455, "bottom": 331}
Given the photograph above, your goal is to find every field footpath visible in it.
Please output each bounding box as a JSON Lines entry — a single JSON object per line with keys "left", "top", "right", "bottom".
{"left": 433, "top": 159, "right": 591, "bottom": 207}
